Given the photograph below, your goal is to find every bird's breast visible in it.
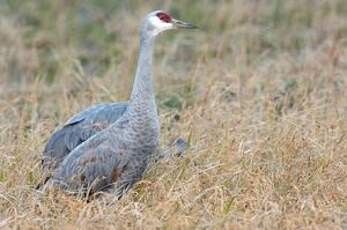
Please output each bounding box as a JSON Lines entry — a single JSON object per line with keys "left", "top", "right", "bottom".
{"left": 120, "top": 115, "right": 159, "bottom": 149}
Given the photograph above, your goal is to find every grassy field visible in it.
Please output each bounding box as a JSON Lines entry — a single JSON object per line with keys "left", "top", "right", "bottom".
{"left": 0, "top": 0, "right": 347, "bottom": 229}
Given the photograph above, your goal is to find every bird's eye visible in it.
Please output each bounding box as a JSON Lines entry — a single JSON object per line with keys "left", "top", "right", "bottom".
{"left": 156, "top": 12, "right": 171, "bottom": 23}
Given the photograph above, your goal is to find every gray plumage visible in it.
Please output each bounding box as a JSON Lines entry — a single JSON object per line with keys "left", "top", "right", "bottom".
{"left": 39, "top": 10, "right": 197, "bottom": 198}
{"left": 42, "top": 102, "right": 128, "bottom": 171}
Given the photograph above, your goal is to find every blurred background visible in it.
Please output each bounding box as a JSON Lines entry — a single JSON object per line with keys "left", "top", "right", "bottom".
{"left": 0, "top": 0, "right": 346, "bottom": 228}
{"left": 0, "top": 0, "right": 346, "bottom": 125}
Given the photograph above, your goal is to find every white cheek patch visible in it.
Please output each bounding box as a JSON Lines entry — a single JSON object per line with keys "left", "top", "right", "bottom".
{"left": 148, "top": 16, "right": 173, "bottom": 36}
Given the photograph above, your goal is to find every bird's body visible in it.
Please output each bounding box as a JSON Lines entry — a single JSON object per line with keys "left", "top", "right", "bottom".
{"left": 39, "top": 10, "right": 196, "bottom": 197}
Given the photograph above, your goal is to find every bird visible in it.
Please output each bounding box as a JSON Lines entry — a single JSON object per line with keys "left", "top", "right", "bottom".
{"left": 39, "top": 10, "right": 197, "bottom": 198}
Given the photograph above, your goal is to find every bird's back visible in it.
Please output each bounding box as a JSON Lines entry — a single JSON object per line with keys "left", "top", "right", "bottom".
{"left": 42, "top": 102, "right": 128, "bottom": 172}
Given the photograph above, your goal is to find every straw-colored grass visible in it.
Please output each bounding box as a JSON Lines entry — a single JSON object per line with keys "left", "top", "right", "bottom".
{"left": 0, "top": 0, "right": 346, "bottom": 229}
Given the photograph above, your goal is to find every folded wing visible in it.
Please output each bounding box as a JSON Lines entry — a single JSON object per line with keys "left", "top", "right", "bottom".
{"left": 38, "top": 102, "right": 128, "bottom": 188}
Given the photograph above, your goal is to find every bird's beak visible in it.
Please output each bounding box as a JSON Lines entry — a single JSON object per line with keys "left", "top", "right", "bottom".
{"left": 172, "top": 19, "right": 198, "bottom": 29}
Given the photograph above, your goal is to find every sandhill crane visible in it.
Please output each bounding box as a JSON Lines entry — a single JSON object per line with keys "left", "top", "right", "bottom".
{"left": 39, "top": 10, "right": 197, "bottom": 198}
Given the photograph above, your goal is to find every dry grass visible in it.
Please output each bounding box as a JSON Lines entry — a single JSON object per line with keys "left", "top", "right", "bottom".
{"left": 0, "top": 0, "right": 347, "bottom": 229}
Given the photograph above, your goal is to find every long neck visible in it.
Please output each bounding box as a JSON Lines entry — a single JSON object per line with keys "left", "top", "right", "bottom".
{"left": 111, "top": 27, "right": 160, "bottom": 148}
{"left": 127, "top": 35, "right": 157, "bottom": 117}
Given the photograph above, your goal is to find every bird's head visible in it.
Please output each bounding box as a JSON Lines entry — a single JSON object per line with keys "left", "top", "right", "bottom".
{"left": 141, "top": 10, "right": 198, "bottom": 38}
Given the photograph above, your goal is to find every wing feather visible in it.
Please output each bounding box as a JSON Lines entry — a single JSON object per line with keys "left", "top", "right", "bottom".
{"left": 41, "top": 102, "right": 128, "bottom": 172}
